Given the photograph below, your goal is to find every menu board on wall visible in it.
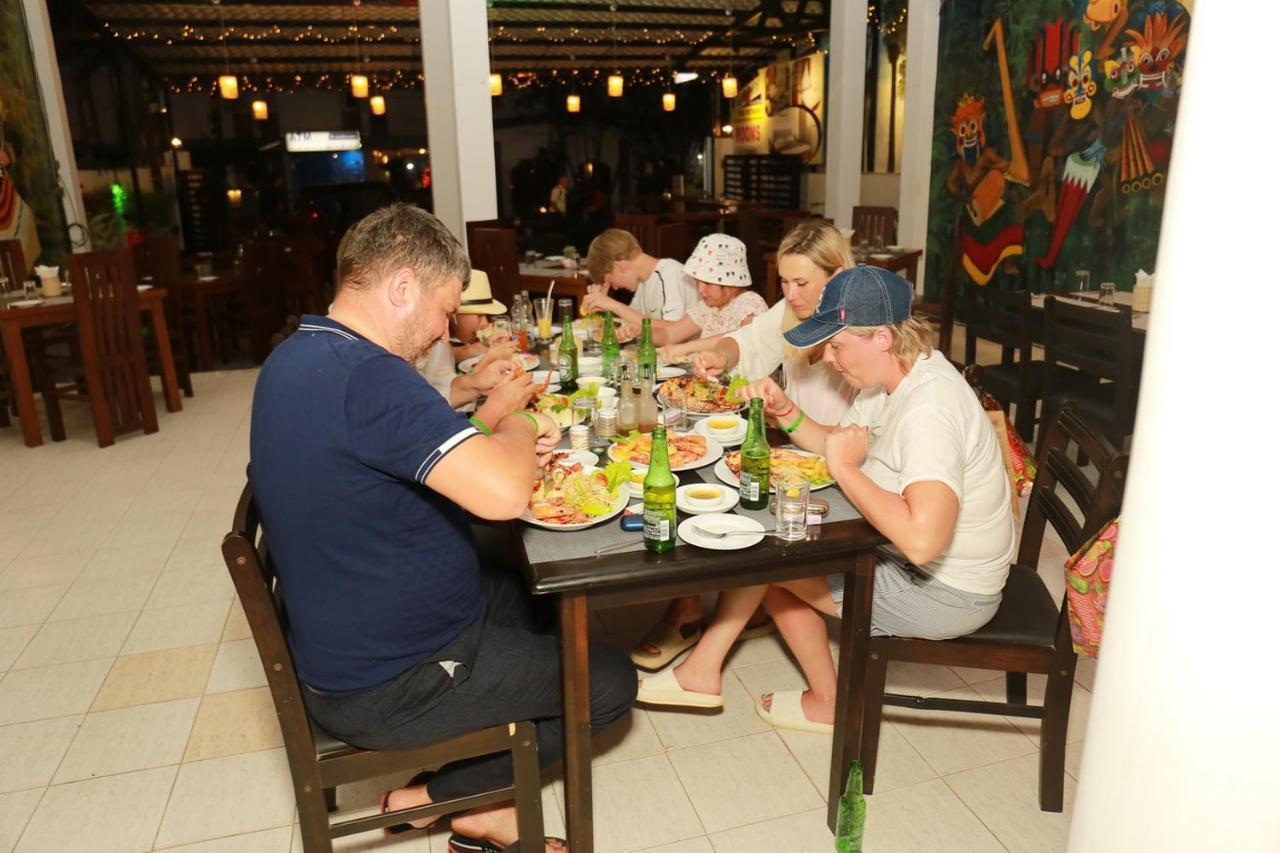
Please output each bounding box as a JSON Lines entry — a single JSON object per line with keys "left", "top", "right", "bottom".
{"left": 729, "top": 53, "right": 827, "bottom": 167}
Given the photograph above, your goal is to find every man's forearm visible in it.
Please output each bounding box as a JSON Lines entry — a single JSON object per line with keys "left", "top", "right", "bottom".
{"left": 449, "top": 373, "right": 482, "bottom": 408}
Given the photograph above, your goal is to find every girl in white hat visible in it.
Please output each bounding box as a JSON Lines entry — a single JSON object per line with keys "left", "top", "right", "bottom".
{"left": 589, "top": 233, "right": 767, "bottom": 346}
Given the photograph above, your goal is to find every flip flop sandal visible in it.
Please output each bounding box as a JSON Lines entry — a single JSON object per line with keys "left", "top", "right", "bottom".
{"left": 629, "top": 620, "right": 704, "bottom": 671}
{"left": 379, "top": 790, "right": 428, "bottom": 836}
{"left": 754, "top": 690, "right": 834, "bottom": 735}
{"left": 448, "top": 832, "right": 569, "bottom": 852}
{"left": 636, "top": 667, "right": 724, "bottom": 709}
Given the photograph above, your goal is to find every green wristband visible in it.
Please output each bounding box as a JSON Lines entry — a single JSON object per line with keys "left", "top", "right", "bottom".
{"left": 781, "top": 409, "right": 806, "bottom": 434}
{"left": 507, "top": 411, "right": 541, "bottom": 433}
{"left": 468, "top": 415, "right": 493, "bottom": 436}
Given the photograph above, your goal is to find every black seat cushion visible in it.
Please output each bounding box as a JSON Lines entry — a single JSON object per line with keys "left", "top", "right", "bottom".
{"left": 950, "top": 563, "right": 1059, "bottom": 647}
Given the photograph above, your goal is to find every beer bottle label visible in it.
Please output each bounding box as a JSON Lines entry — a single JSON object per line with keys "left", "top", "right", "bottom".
{"left": 739, "top": 472, "right": 760, "bottom": 501}
{"left": 559, "top": 354, "right": 573, "bottom": 376}
{"left": 643, "top": 510, "right": 671, "bottom": 541}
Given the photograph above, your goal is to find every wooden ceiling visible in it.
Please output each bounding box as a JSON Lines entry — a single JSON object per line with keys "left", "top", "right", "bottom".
{"left": 71, "top": 0, "right": 830, "bottom": 92}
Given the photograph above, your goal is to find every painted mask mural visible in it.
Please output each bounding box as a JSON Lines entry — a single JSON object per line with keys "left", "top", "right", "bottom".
{"left": 951, "top": 94, "right": 987, "bottom": 166}
{"left": 1065, "top": 48, "right": 1097, "bottom": 120}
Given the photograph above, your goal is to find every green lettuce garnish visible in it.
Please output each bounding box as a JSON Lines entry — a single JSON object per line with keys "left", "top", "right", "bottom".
{"left": 726, "top": 374, "right": 749, "bottom": 400}
{"left": 603, "top": 460, "right": 632, "bottom": 494}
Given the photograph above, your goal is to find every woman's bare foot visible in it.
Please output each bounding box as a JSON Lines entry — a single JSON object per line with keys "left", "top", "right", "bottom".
{"left": 383, "top": 784, "right": 435, "bottom": 830}
{"left": 451, "top": 803, "right": 567, "bottom": 851}
{"left": 667, "top": 660, "right": 722, "bottom": 697}
{"left": 636, "top": 596, "right": 704, "bottom": 656}
{"left": 759, "top": 689, "right": 835, "bottom": 725}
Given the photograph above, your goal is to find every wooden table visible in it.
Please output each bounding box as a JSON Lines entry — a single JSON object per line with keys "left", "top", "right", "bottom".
{"left": 173, "top": 272, "right": 241, "bottom": 371}
{"left": 0, "top": 288, "right": 183, "bottom": 447}
{"left": 862, "top": 248, "right": 924, "bottom": 284}
{"left": 517, "top": 260, "right": 591, "bottom": 306}
{"left": 516, "top": 455, "right": 886, "bottom": 850}
{"left": 1030, "top": 290, "right": 1149, "bottom": 335}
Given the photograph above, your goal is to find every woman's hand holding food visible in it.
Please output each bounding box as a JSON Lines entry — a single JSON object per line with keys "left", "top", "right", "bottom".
{"left": 692, "top": 349, "right": 727, "bottom": 380}
{"left": 739, "top": 377, "right": 794, "bottom": 421}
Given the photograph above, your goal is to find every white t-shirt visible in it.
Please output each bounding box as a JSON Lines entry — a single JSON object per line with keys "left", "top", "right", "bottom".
{"left": 840, "top": 351, "right": 1015, "bottom": 595}
{"left": 630, "top": 258, "right": 699, "bottom": 322}
{"left": 416, "top": 340, "right": 475, "bottom": 413}
{"left": 727, "top": 300, "right": 858, "bottom": 426}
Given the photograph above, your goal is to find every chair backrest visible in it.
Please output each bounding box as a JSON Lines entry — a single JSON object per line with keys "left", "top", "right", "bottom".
{"left": 134, "top": 232, "right": 187, "bottom": 333}
{"left": 655, "top": 222, "right": 690, "bottom": 261}
{"left": 763, "top": 252, "right": 780, "bottom": 305}
{"left": 241, "top": 238, "right": 291, "bottom": 364}
{"left": 69, "top": 249, "right": 155, "bottom": 437}
{"left": 0, "top": 238, "right": 28, "bottom": 291}
{"left": 469, "top": 227, "right": 520, "bottom": 305}
{"left": 963, "top": 285, "right": 1035, "bottom": 365}
{"left": 1017, "top": 403, "right": 1128, "bottom": 568}
{"left": 222, "top": 483, "right": 324, "bottom": 771}
{"left": 1042, "top": 296, "right": 1139, "bottom": 427}
{"left": 852, "top": 206, "right": 899, "bottom": 246}
{"left": 612, "top": 213, "right": 659, "bottom": 253}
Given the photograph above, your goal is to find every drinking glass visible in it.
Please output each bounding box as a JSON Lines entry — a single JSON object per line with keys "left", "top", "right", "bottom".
{"left": 490, "top": 317, "right": 512, "bottom": 345}
{"left": 571, "top": 395, "right": 597, "bottom": 428}
{"left": 1098, "top": 282, "right": 1116, "bottom": 307}
{"left": 534, "top": 299, "right": 553, "bottom": 340}
{"left": 557, "top": 297, "right": 574, "bottom": 322}
{"left": 661, "top": 401, "right": 687, "bottom": 433}
{"left": 775, "top": 472, "right": 811, "bottom": 541}
{"left": 1075, "top": 269, "right": 1091, "bottom": 295}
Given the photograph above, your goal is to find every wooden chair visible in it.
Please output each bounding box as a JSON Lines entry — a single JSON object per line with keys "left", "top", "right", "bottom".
{"left": 269, "top": 315, "right": 301, "bottom": 352}
{"left": 655, "top": 222, "right": 690, "bottom": 262}
{"left": 612, "top": 213, "right": 659, "bottom": 253}
{"left": 44, "top": 250, "right": 160, "bottom": 447}
{"left": 239, "top": 238, "right": 290, "bottom": 365}
{"left": 282, "top": 236, "right": 330, "bottom": 317}
{"left": 1039, "top": 296, "right": 1140, "bottom": 457}
{"left": 134, "top": 234, "right": 194, "bottom": 397}
{"left": 0, "top": 238, "right": 28, "bottom": 427}
{"left": 851, "top": 205, "right": 898, "bottom": 247}
{"left": 469, "top": 227, "right": 521, "bottom": 306}
{"left": 223, "top": 483, "right": 546, "bottom": 852}
{"left": 854, "top": 404, "right": 1126, "bottom": 811}
{"left": 964, "top": 286, "right": 1046, "bottom": 440}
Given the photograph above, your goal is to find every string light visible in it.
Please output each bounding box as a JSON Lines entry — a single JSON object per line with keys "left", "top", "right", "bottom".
{"left": 370, "top": 94, "right": 386, "bottom": 114}
{"left": 662, "top": 91, "right": 676, "bottom": 111}
{"left": 607, "top": 4, "right": 622, "bottom": 96}
{"left": 215, "top": 0, "right": 237, "bottom": 98}
{"left": 349, "top": 1, "right": 368, "bottom": 97}
{"left": 566, "top": 93, "right": 581, "bottom": 112}
{"left": 721, "top": 7, "right": 737, "bottom": 99}
{"left": 252, "top": 99, "right": 268, "bottom": 119}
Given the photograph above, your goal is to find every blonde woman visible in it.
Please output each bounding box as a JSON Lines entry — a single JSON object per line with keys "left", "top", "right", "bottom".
{"left": 637, "top": 268, "right": 1014, "bottom": 734}
{"left": 595, "top": 234, "right": 767, "bottom": 346}
{"left": 629, "top": 221, "right": 855, "bottom": 671}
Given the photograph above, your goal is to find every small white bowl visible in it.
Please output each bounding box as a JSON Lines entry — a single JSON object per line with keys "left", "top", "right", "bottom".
{"left": 704, "top": 415, "right": 745, "bottom": 440}
{"left": 683, "top": 484, "right": 730, "bottom": 510}
{"left": 596, "top": 387, "right": 618, "bottom": 404}
{"left": 578, "top": 356, "right": 603, "bottom": 375}
{"left": 577, "top": 375, "right": 607, "bottom": 393}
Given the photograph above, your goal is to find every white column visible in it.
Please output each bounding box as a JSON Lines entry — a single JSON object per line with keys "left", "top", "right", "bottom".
{"left": 824, "top": 0, "right": 868, "bottom": 231}
{"left": 419, "top": 0, "right": 498, "bottom": 248}
{"left": 1068, "top": 2, "right": 1280, "bottom": 851}
{"left": 21, "top": 0, "right": 88, "bottom": 251}
{"left": 897, "top": 0, "right": 940, "bottom": 291}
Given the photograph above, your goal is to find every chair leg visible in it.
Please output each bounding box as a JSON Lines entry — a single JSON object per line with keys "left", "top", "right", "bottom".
{"left": 510, "top": 721, "right": 546, "bottom": 847}
{"left": 297, "top": 781, "right": 334, "bottom": 853}
{"left": 859, "top": 646, "right": 890, "bottom": 795}
{"left": 323, "top": 786, "right": 337, "bottom": 813}
{"left": 1006, "top": 672, "right": 1027, "bottom": 705}
{"left": 1038, "top": 659, "right": 1077, "bottom": 812}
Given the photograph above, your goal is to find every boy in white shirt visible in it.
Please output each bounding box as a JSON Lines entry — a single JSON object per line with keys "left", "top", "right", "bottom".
{"left": 582, "top": 228, "right": 699, "bottom": 323}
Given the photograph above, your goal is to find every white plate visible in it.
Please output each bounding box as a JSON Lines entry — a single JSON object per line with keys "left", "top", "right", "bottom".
{"left": 713, "top": 454, "right": 835, "bottom": 493}
{"left": 676, "top": 483, "right": 739, "bottom": 515}
{"left": 693, "top": 418, "right": 747, "bottom": 447}
{"left": 544, "top": 255, "right": 565, "bottom": 262}
{"left": 608, "top": 433, "right": 724, "bottom": 472}
{"left": 520, "top": 473, "right": 630, "bottom": 531}
{"left": 197, "top": 275, "right": 218, "bottom": 282}
{"left": 548, "top": 450, "right": 599, "bottom": 470}
{"left": 656, "top": 366, "right": 686, "bottom": 380}
{"left": 136, "top": 284, "right": 154, "bottom": 292}
{"left": 870, "top": 253, "right": 894, "bottom": 261}
{"left": 458, "top": 352, "right": 540, "bottom": 373}
{"left": 7, "top": 299, "right": 44, "bottom": 308}
{"left": 531, "top": 370, "right": 560, "bottom": 387}
{"left": 678, "top": 513, "right": 765, "bottom": 550}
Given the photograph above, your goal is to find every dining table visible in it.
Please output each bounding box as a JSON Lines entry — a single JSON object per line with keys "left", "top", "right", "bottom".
{"left": 512, "top": 427, "right": 886, "bottom": 851}
{"left": 172, "top": 270, "right": 242, "bottom": 370}
{"left": 517, "top": 258, "right": 592, "bottom": 306}
{"left": 860, "top": 247, "right": 924, "bottom": 284}
{"left": 0, "top": 287, "right": 183, "bottom": 447}
{"left": 1030, "top": 289, "right": 1149, "bottom": 335}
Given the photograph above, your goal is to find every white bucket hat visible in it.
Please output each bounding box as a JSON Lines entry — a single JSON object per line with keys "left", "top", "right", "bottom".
{"left": 683, "top": 234, "right": 752, "bottom": 287}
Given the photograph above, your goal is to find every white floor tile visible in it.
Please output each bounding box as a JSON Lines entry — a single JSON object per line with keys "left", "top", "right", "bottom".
{"left": 0, "top": 717, "right": 82, "bottom": 794}
{"left": 52, "top": 698, "right": 199, "bottom": 784}
{"left": 589, "top": 754, "right": 706, "bottom": 853}
{"left": 0, "top": 789, "right": 43, "bottom": 853}
{"left": 945, "top": 751, "right": 1077, "bottom": 853}
{"left": 0, "top": 625, "right": 38, "bottom": 673}
{"left": 887, "top": 684, "right": 1039, "bottom": 777}
{"left": 592, "top": 707, "right": 667, "bottom": 766}
{"left": 0, "top": 659, "right": 114, "bottom": 726}
{"left": 0, "top": 551, "right": 93, "bottom": 591}
{"left": 45, "top": 573, "right": 157, "bottom": 622}
{"left": 154, "top": 749, "right": 296, "bottom": 848}
{"left": 15, "top": 765, "right": 177, "bottom": 853}
{"left": 147, "top": 565, "right": 236, "bottom": 610}
{"left": 646, "top": 672, "right": 772, "bottom": 751}
{"left": 0, "top": 586, "right": 67, "bottom": 629}
{"left": 636, "top": 839, "right": 715, "bottom": 853}
{"left": 862, "top": 778, "right": 1005, "bottom": 853}
{"left": 12, "top": 612, "right": 137, "bottom": 670}
{"left": 205, "top": 639, "right": 269, "bottom": 694}
{"left": 122, "top": 601, "right": 232, "bottom": 655}
{"left": 969, "top": 674, "right": 1094, "bottom": 745}
{"left": 708, "top": 807, "right": 834, "bottom": 853}
{"left": 157, "top": 826, "right": 294, "bottom": 852}
{"left": 668, "top": 731, "right": 822, "bottom": 834}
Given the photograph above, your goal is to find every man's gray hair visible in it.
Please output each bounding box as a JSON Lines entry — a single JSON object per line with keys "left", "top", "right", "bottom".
{"left": 335, "top": 204, "right": 470, "bottom": 294}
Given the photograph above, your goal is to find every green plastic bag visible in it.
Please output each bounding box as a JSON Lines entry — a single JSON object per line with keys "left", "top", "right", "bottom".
{"left": 834, "top": 761, "right": 866, "bottom": 852}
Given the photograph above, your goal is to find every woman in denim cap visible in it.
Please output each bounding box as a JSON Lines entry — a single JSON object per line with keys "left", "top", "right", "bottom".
{"left": 636, "top": 266, "right": 1015, "bottom": 734}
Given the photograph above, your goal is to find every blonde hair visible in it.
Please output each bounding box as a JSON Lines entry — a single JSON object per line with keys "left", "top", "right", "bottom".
{"left": 845, "top": 316, "right": 935, "bottom": 373}
{"left": 777, "top": 220, "right": 855, "bottom": 360}
{"left": 586, "top": 228, "right": 642, "bottom": 283}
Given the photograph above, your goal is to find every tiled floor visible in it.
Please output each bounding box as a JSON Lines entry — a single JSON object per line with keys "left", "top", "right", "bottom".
{"left": 0, "top": 344, "right": 1090, "bottom": 852}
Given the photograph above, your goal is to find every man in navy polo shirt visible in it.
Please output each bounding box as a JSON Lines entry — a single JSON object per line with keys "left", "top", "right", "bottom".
{"left": 251, "top": 204, "right": 635, "bottom": 850}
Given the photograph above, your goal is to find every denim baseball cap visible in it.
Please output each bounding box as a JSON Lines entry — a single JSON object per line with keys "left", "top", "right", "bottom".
{"left": 783, "top": 265, "right": 914, "bottom": 348}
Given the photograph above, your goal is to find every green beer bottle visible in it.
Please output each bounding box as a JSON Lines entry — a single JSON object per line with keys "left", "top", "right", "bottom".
{"left": 558, "top": 318, "right": 579, "bottom": 393}
{"left": 739, "top": 397, "right": 771, "bottom": 510}
{"left": 600, "top": 311, "right": 621, "bottom": 381}
{"left": 637, "top": 317, "right": 658, "bottom": 377}
{"left": 643, "top": 426, "right": 678, "bottom": 553}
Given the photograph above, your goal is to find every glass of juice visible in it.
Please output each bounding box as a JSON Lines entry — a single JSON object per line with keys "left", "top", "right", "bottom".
{"left": 534, "top": 299, "right": 553, "bottom": 340}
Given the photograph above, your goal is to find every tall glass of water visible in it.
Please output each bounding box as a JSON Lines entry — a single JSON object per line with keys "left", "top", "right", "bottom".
{"left": 1075, "top": 269, "right": 1091, "bottom": 295}
{"left": 775, "top": 472, "right": 811, "bottom": 541}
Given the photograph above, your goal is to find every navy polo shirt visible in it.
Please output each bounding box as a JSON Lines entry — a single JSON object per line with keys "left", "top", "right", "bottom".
{"left": 249, "top": 315, "right": 485, "bottom": 692}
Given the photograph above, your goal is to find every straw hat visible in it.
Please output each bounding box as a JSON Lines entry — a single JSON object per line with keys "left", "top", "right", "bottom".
{"left": 683, "top": 234, "right": 752, "bottom": 287}
{"left": 457, "top": 270, "right": 507, "bottom": 315}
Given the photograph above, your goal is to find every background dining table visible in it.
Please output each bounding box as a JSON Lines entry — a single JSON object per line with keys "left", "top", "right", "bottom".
{"left": 0, "top": 287, "right": 183, "bottom": 447}
{"left": 511, "top": 433, "right": 886, "bottom": 851}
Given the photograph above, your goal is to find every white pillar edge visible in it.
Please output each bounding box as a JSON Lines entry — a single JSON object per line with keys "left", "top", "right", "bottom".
{"left": 21, "top": 0, "right": 88, "bottom": 252}
{"left": 419, "top": 0, "right": 498, "bottom": 250}
{"left": 897, "top": 0, "right": 940, "bottom": 294}
{"left": 1067, "top": 1, "right": 1280, "bottom": 850}
{"left": 824, "top": 0, "right": 868, "bottom": 231}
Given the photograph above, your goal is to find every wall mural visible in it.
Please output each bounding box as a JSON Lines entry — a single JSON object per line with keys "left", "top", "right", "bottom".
{"left": 925, "top": 0, "right": 1191, "bottom": 295}
{"left": 0, "top": 0, "right": 66, "bottom": 271}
